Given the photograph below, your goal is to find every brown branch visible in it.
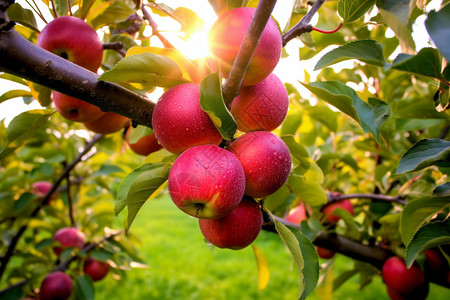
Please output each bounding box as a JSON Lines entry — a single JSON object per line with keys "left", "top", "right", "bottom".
{"left": 141, "top": 4, "right": 175, "bottom": 49}
{"left": 329, "top": 193, "right": 407, "bottom": 205}
{"left": 103, "top": 42, "right": 126, "bottom": 57}
{"left": 221, "top": 0, "right": 278, "bottom": 109}
{"left": 63, "top": 162, "right": 76, "bottom": 227}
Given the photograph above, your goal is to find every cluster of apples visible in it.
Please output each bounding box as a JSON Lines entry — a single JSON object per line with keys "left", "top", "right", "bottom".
{"left": 37, "top": 16, "right": 130, "bottom": 134}
{"left": 38, "top": 227, "right": 110, "bottom": 300}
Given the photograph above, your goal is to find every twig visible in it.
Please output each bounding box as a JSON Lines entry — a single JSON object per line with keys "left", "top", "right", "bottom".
{"left": 63, "top": 162, "right": 76, "bottom": 226}
{"left": 207, "top": 0, "right": 221, "bottom": 16}
{"left": 103, "top": 42, "right": 126, "bottom": 57}
{"left": 141, "top": 4, "right": 175, "bottom": 48}
{"left": 312, "top": 22, "right": 342, "bottom": 34}
{"left": 330, "top": 193, "right": 407, "bottom": 205}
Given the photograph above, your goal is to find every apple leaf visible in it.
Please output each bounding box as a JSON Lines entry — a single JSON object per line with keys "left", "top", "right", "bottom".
{"left": 396, "top": 139, "right": 450, "bottom": 174}
{"left": 426, "top": 4, "right": 450, "bottom": 62}
{"left": 87, "top": 0, "right": 134, "bottom": 30}
{"left": 400, "top": 195, "right": 450, "bottom": 247}
{"left": 199, "top": 73, "right": 237, "bottom": 140}
{"left": 74, "top": 275, "right": 95, "bottom": 300}
{"left": 0, "top": 90, "right": 32, "bottom": 104}
{"left": 172, "top": 7, "right": 204, "bottom": 34}
{"left": 405, "top": 221, "right": 450, "bottom": 268}
{"left": 338, "top": 0, "right": 376, "bottom": 24}
{"left": 433, "top": 182, "right": 450, "bottom": 196}
{"left": 27, "top": 82, "right": 52, "bottom": 107}
{"left": 251, "top": 244, "right": 270, "bottom": 290}
{"left": 127, "top": 125, "right": 154, "bottom": 144}
{"left": 54, "top": 0, "right": 70, "bottom": 17}
{"left": 98, "top": 52, "right": 187, "bottom": 89}
{"left": 7, "top": 3, "right": 39, "bottom": 32}
{"left": 281, "top": 135, "right": 311, "bottom": 171}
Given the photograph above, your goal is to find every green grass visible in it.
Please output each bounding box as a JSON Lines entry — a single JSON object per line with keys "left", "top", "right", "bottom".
{"left": 95, "top": 196, "right": 450, "bottom": 300}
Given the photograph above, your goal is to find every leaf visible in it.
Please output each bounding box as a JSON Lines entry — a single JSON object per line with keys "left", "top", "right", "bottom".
{"left": 87, "top": 0, "right": 134, "bottom": 30}
{"left": 433, "top": 182, "right": 450, "bottom": 196}
{"left": 0, "top": 90, "right": 32, "bottom": 104}
{"left": 302, "top": 81, "right": 383, "bottom": 142}
{"left": 54, "top": 0, "right": 70, "bottom": 17}
{"left": 287, "top": 175, "right": 327, "bottom": 207}
{"left": 314, "top": 40, "right": 385, "bottom": 70}
{"left": 199, "top": 73, "right": 237, "bottom": 140}
{"left": 405, "top": 221, "right": 450, "bottom": 268}
{"left": 75, "top": 275, "right": 95, "bottom": 300}
{"left": 28, "top": 82, "right": 52, "bottom": 107}
{"left": 7, "top": 3, "right": 39, "bottom": 32}
{"left": 251, "top": 244, "right": 270, "bottom": 290}
{"left": 425, "top": 4, "right": 450, "bottom": 62}
{"left": 128, "top": 125, "right": 154, "bottom": 144}
{"left": 400, "top": 196, "right": 450, "bottom": 246}
{"left": 396, "top": 139, "right": 450, "bottom": 174}
{"left": 338, "top": 0, "right": 376, "bottom": 23}
{"left": 281, "top": 135, "right": 311, "bottom": 171}
{"left": 388, "top": 48, "right": 444, "bottom": 81}
{"left": 172, "top": 7, "right": 204, "bottom": 34}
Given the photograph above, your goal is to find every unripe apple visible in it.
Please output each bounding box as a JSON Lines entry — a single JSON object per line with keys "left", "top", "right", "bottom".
{"left": 83, "top": 111, "right": 130, "bottom": 134}
{"left": 53, "top": 227, "right": 86, "bottom": 256}
{"left": 208, "top": 7, "right": 282, "bottom": 86}
{"left": 199, "top": 197, "right": 263, "bottom": 250}
{"left": 125, "top": 126, "right": 162, "bottom": 156}
{"left": 37, "top": 16, "right": 103, "bottom": 72}
{"left": 322, "top": 199, "right": 354, "bottom": 224}
{"left": 39, "top": 271, "right": 73, "bottom": 300}
{"left": 316, "top": 246, "right": 335, "bottom": 259}
{"left": 152, "top": 83, "right": 223, "bottom": 154}
{"left": 231, "top": 73, "right": 288, "bottom": 132}
{"left": 284, "top": 203, "right": 308, "bottom": 224}
{"left": 53, "top": 92, "right": 105, "bottom": 122}
{"left": 168, "top": 144, "right": 245, "bottom": 219}
{"left": 382, "top": 256, "right": 426, "bottom": 296}
{"left": 228, "top": 131, "right": 291, "bottom": 198}
{"left": 83, "top": 257, "right": 110, "bottom": 282}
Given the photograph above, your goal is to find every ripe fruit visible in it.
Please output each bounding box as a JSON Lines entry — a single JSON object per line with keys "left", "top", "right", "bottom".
{"left": 83, "top": 257, "right": 110, "bottom": 282}
{"left": 152, "top": 83, "right": 223, "bottom": 154}
{"left": 285, "top": 203, "right": 308, "bottom": 224}
{"left": 230, "top": 73, "right": 289, "bottom": 132}
{"left": 228, "top": 131, "right": 291, "bottom": 198}
{"left": 322, "top": 199, "right": 354, "bottom": 224}
{"left": 125, "top": 126, "right": 162, "bottom": 156}
{"left": 386, "top": 282, "right": 429, "bottom": 300}
{"left": 382, "top": 256, "right": 427, "bottom": 296}
{"left": 53, "top": 227, "right": 86, "bottom": 256}
{"left": 83, "top": 111, "right": 130, "bottom": 134}
{"left": 39, "top": 271, "right": 73, "bottom": 300}
{"left": 199, "top": 197, "right": 263, "bottom": 250}
{"left": 316, "top": 246, "right": 335, "bottom": 259}
{"left": 37, "top": 16, "right": 103, "bottom": 72}
{"left": 168, "top": 144, "right": 245, "bottom": 219}
{"left": 209, "top": 7, "right": 282, "bottom": 86}
{"left": 53, "top": 91, "right": 105, "bottom": 122}
{"left": 424, "top": 248, "right": 446, "bottom": 273}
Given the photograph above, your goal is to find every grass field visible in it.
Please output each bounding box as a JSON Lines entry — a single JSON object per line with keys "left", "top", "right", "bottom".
{"left": 95, "top": 195, "right": 450, "bottom": 300}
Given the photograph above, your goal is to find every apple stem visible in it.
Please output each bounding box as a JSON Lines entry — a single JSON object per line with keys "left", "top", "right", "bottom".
{"left": 311, "top": 23, "right": 342, "bottom": 34}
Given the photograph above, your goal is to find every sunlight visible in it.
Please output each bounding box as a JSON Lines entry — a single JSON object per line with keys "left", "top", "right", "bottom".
{"left": 177, "top": 29, "right": 211, "bottom": 60}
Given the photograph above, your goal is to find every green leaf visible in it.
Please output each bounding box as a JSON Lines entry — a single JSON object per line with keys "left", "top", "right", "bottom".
{"left": 128, "top": 125, "right": 154, "bottom": 144}
{"left": 172, "top": 7, "right": 204, "bottom": 34}
{"left": 251, "top": 244, "right": 270, "bottom": 290}
{"left": 98, "top": 53, "right": 186, "bottom": 89}
{"left": 396, "top": 139, "right": 450, "bottom": 174}
{"left": 388, "top": 48, "right": 444, "bottom": 81}
{"left": 28, "top": 82, "right": 52, "bottom": 107}
{"left": 87, "top": 0, "right": 134, "bottom": 30}
{"left": 338, "top": 0, "right": 376, "bottom": 23}
{"left": 7, "top": 3, "right": 39, "bottom": 32}
{"left": 405, "top": 221, "right": 450, "bottom": 268}
{"left": 287, "top": 174, "right": 327, "bottom": 208}
{"left": 315, "top": 40, "right": 385, "bottom": 70}
{"left": 400, "top": 196, "right": 450, "bottom": 246}
{"left": 0, "top": 90, "right": 32, "bottom": 104}
{"left": 433, "top": 182, "right": 450, "bottom": 196}
{"left": 54, "top": 0, "right": 70, "bottom": 17}
{"left": 281, "top": 135, "right": 311, "bottom": 171}
{"left": 75, "top": 275, "right": 95, "bottom": 300}
{"left": 302, "top": 81, "right": 383, "bottom": 142}
{"left": 199, "top": 73, "right": 237, "bottom": 140}
{"left": 425, "top": 4, "right": 450, "bottom": 62}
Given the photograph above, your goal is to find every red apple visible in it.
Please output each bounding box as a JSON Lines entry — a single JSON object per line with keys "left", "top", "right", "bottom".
{"left": 228, "top": 131, "right": 291, "bottom": 198}
{"left": 53, "top": 227, "right": 85, "bottom": 256}
{"left": 37, "top": 16, "right": 103, "bottom": 72}
{"left": 168, "top": 144, "right": 245, "bottom": 219}
{"left": 31, "top": 181, "right": 57, "bottom": 204}
{"left": 231, "top": 73, "right": 288, "bottom": 132}
{"left": 382, "top": 256, "right": 426, "bottom": 296}
{"left": 386, "top": 282, "right": 429, "bottom": 300}
{"left": 152, "top": 83, "right": 223, "bottom": 154}
{"left": 208, "top": 7, "right": 282, "bottom": 86}
{"left": 316, "top": 246, "right": 335, "bottom": 259}
{"left": 53, "top": 91, "right": 105, "bottom": 122}
{"left": 285, "top": 203, "right": 308, "bottom": 224}
{"left": 424, "top": 248, "right": 447, "bottom": 273}
{"left": 39, "top": 271, "right": 73, "bottom": 300}
{"left": 125, "top": 126, "right": 162, "bottom": 156}
{"left": 199, "top": 197, "right": 263, "bottom": 250}
{"left": 83, "top": 111, "right": 130, "bottom": 134}
{"left": 322, "top": 199, "right": 354, "bottom": 224}
{"left": 83, "top": 257, "right": 110, "bottom": 282}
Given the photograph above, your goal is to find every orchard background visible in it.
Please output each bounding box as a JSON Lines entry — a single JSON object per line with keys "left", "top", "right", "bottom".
{"left": 0, "top": 0, "right": 449, "bottom": 299}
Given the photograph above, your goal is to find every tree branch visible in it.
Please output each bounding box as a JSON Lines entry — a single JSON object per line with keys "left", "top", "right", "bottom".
{"left": 141, "top": 4, "right": 175, "bottom": 49}
{"left": 329, "top": 193, "right": 407, "bottom": 206}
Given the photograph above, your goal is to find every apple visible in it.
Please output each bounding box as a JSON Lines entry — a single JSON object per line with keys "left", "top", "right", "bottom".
{"left": 53, "top": 227, "right": 86, "bottom": 256}
{"left": 168, "top": 144, "right": 245, "bottom": 219}
{"left": 386, "top": 282, "right": 429, "bottom": 300}
{"left": 208, "top": 7, "right": 282, "bottom": 86}
{"left": 424, "top": 248, "right": 447, "bottom": 273}
{"left": 37, "top": 16, "right": 103, "bottom": 72}
{"left": 83, "top": 257, "right": 110, "bottom": 282}
{"left": 152, "top": 83, "right": 223, "bottom": 154}
{"left": 53, "top": 91, "right": 105, "bottom": 122}
{"left": 316, "top": 246, "right": 335, "bottom": 259}
{"left": 39, "top": 271, "right": 73, "bottom": 300}
{"left": 284, "top": 203, "right": 308, "bottom": 224}
{"left": 228, "top": 131, "right": 291, "bottom": 198}
{"left": 321, "top": 199, "right": 354, "bottom": 224}
{"left": 83, "top": 111, "right": 130, "bottom": 134}
{"left": 125, "top": 126, "right": 162, "bottom": 156}
{"left": 198, "top": 196, "right": 263, "bottom": 250}
{"left": 382, "top": 256, "right": 426, "bottom": 296}
{"left": 230, "top": 73, "right": 289, "bottom": 132}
